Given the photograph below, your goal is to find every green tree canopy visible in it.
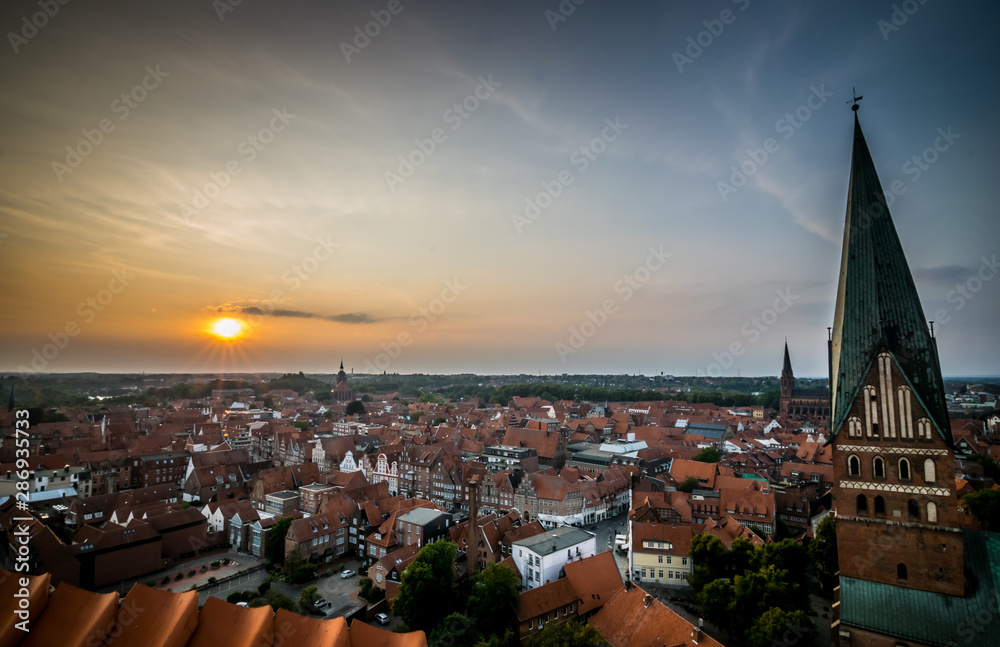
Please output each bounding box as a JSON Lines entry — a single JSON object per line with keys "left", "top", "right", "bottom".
{"left": 299, "top": 585, "right": 319, "bottom": 609}
{"left": 678, "top": 475, "right": 700, "bottom": 493}
{"left": 346, "top": 400, "right": 365, "bottom": 415}
{"left": 266, "top": 517, "right": 293, "bottom": 564}
{"left": 525, "top": 620, "right": 606, "bottom": 647}
{"left": 688, "top": 534, "right": 728, "bottom": 591}
{"left": 429, "top": 613, "right": 481, "bottom": 647}
{"left": 809, "top": 515, "right": 838, "bottom": 575}
{"left": 249, "top": 589, "right": 298, "bottom": 613}
{"left": 963, "top": 488, "right": 1000, "bottom": 529}
{"left": 694, "top": 446, "right": 722, "bottom": 463}
{"left": 468, "top": 562, "right": 519, "bottom": 638}
{"left": 392, "top": 541, "right": 459, "bottom": 632}
{"left": 747, "top": 608, "right": 816, "bottom": 647}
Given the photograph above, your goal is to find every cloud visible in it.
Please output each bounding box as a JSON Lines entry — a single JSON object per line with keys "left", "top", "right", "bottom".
{"left": 912, "top": 265, "right": 970, "bottom": 286}
{"left": 219, "top": 306, "right": 379, "bottom": 324}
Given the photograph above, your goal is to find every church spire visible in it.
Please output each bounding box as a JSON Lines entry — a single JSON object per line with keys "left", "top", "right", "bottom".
{"left": 782, "top": 339, "right": 793, "bottom": 376}
{"left": 829, "top": 112, "right": 950, "bottom": 442}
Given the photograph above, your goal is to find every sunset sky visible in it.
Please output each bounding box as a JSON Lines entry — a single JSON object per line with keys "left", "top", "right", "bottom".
{"left": 1, "top": 0, "right": 998, "bottom": 377}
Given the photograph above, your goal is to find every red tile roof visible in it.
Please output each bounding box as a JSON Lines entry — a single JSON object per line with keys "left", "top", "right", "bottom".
{"left": 589, "top": 585, "right": 725, "bottom": 647}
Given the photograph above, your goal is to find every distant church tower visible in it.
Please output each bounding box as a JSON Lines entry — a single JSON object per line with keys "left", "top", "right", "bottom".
{"left": 827, "top": 106, "right": 994, "bottom": 646}
{"left": 779, "top": 341, "right": 830, "bottom": 423}
{"left": 332, "top": 359, "right": 355, "bottom": 402}
{"left": 780, "top": 341, "right": 795, "bottom": 410}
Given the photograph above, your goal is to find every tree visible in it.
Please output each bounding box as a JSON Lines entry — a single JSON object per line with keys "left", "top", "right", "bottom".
{"left": 346, "top": 400, "right": 365, "bottom": 415}
{"left": 429, "top": 613, "right": 481, "bottom": 647}
{"left": 688, "top": 534, "right": 728, "bottom": 591}
{"left": 677, "top": 475, "right": 700, "bottom": 493}
{"left": 963, "top": 489, "right": 1000, "bottom": 529}
{"left": 392, "top": 541, "right": 459, "bottom": 632}
{"left": 283, "top": 547, "right": 304, "bottom": 576}
{"left": 747, "top": 608, "right": 816, "bottom": 647}
{"left": 434, "top": 417, "right": 448, "bottom": 425}
{"left": 758, "top": 539, "right": 811, "bottom": 609}
{"left": 809, "top": 515, "right": 838, "bottom": 576}
{"left": 249, "top": 589, "right": 298, "bottom": 613}
{"left": 267, "top": 517, "right": 293, "bottom": 564}
{"left": 294, "top": 420, "right": 309, "bottom": 432}
{"left": 699, "top": 578, "right": 736, "bottom": 637}
{"left": 694, "top": 446, "right": 722, "bottom": 463}
{"left": 299, "top": 585, "right": 320, "bottom": 609}
{"left": 468, "top": 562, "right": 519, "bottom": 638}
{"left": 727, "top": 537, "right": 757, "bottom": 578}
{"left": 525, "top": 620, "right": 606, "bottom": 647}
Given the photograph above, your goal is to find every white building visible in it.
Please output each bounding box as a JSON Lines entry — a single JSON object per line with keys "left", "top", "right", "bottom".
{"left": 511, "top": 526, "right": 596, "bottom": 590}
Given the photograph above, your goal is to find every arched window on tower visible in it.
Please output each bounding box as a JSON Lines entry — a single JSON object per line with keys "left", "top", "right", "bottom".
{"left": 856, "top": 494, "right": 868, "bottom": 514}
{"left": 924, "top": 459, "right": 936, "bottom": 483}
{"left": 873, "top": 456, "right": 885, "bottom": 479}
{"left": 899, "top": 458, "right": 911, "bottom": 481}
{"left": 848, "top": 455, "right": 860, "bottom": 477}
{"left": 927, "top": 501, "right": 938, "bottom": 523}
{"left": 874, "top": 496, "right": 885, "bottom": 515}
{"left": 897, "top": 563, "right": 908, "bottom": 582}
{"left": 908, "top": 499, "right": 919, "bottom": 521}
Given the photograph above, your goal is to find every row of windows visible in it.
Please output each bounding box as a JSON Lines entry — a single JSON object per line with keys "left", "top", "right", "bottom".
{"left": 856, "top": 495, "right": 938, "bottom": 523}
{"left": 639, "top": 568, "right": 688, "bottom": 581}
{"left": 847, "top": 455, "right": 935, "bottom": 483}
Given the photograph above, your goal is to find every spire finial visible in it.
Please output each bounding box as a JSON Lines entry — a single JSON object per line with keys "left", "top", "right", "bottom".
{"left": 847, "top": 87, "right": 863, "bottom": 112}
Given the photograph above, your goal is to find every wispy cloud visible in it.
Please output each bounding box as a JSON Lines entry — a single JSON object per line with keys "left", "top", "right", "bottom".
{"left": 219, "top": 305, "right": 380, "bottom": 324}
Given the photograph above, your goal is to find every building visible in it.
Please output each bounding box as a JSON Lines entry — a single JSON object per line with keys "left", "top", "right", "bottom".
{"left": 395, "top": 507, "right": 452, "bottom": 549}
{"left": 829, "top": 108, "right": 1000, "bottom": 645}
{"left": 481, "top": 445, "right": 539, "bottom": 473}
{"left": 0, "top": 466, "right": 92, "bottom": 502}
{"left": 510, "top": 525, "right": 595, "bottom": 590}
{"left": 779, "top": 342, "right": 831, "bottom": 423}
{"left": 628, "top": 522, "right": 695, "bottom": 586}
{"left": 264, "top": 490, "right": 300, "bottom": 517}
{"left": 589, "top": 583, "right": 724, "bottom": 647}
{"left": 331, "top": 360, "right": 355, "bottom": 402}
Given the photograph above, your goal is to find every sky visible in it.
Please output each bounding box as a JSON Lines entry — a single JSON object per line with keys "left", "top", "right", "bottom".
{"left": 1, "top": 0, "right": 998, "bottom": 378}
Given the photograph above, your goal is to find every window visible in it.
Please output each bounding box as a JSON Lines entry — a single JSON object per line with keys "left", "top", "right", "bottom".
{"left": 927, "top": 501, "right": 938, "bottom": 523}
{"left": 897, "top": 563, "right": 907, "bottom": 582}
{"left": 848, "top": 455, "right": 861, "bottom": 477}
{"left": 899, "top": 458, "right": 911, "bottom": 480}
{"left": 874, "top": 496, "right": 885, "bottom": 515}
{"left": 873, "top": 456, "right": 885, "bottom": 479}
{"left": 641, "top": 569, "right": 647, "bottom": 578}
{"left": 658, "top": 555, "right": 663, "bottom": 564}
{"left": 924, "top": 459, "right": 936, "bottom": 483}
{"left": 856, "top": 494, "right": 868, "bottom": 514}
{"left": 908, "top": 499, "right": 920, "bottom": 521}
{"left": 682, "top": 557, "right": 688, "bottom": 566}
{"left": 659, "top": 570, "right": 664, "bottom": 579}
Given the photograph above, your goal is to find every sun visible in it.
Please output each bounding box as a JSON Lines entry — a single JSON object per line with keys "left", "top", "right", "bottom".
{"left": 208, "top": 318, "right": 247, "bottom": 340}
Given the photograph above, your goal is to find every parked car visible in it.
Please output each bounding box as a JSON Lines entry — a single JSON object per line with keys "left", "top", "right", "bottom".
{"left": 375, "top": 613, "right": 390, "bottom": 625}
{"left": 314, "top": 598, "right": 328, "bottom": 608}
{"left": 341, "top": 569, "right": 356, "bottom": 579}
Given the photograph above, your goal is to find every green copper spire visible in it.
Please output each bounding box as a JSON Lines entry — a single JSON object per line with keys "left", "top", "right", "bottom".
{"left": 829, "top": 113, "right": 951, "bottom": 442}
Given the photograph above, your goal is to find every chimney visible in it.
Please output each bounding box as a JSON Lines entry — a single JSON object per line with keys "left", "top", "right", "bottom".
{"left": 692, "top": 627, "right": 702, "bottom": 644}
{"left": 643, "top": 594, "right": 653, "bottom": 608}
{"left": 467, "top": 476, "right": 479, "bottom": 578}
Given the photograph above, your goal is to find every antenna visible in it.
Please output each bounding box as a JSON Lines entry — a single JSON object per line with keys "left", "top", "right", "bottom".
{"left": 847, "top": 87, "right": 864, "bottom": 111}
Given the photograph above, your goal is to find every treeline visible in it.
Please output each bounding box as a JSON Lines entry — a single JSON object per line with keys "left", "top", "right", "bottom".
{"left": 430, "top": 382, "right": 781, "bottom": 409}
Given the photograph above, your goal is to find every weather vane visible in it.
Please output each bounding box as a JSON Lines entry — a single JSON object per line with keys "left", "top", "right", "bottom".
{"left": 847, "top": 87, "right": 863, "bottom": 111}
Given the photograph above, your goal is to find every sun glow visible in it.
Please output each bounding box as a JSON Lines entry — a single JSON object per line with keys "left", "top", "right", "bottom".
{"left": 208, "top": 318, "right": 247, "bottom": 340}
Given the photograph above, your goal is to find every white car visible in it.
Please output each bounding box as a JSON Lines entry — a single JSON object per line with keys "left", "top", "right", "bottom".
{"left": 341, "top": 569, "right": 356, "bottom": 579}
{"left": 375, "top": 612, "right": 390, "bottom": 625}
{"left": 314, "top": 598, "right": 328, "bottom": 608}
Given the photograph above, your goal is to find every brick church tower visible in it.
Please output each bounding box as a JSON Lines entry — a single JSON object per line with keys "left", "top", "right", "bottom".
{"left": 829, "top": 109, "right": 964, "bottom": 600}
